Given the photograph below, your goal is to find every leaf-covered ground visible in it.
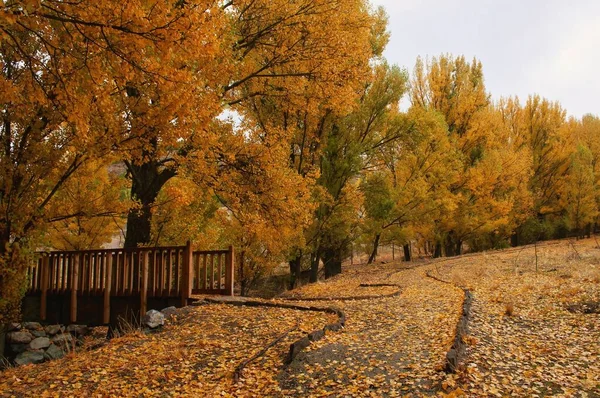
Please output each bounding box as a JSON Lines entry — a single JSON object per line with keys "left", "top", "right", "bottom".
{"left": 431, "top": 240, "right": 600, "bottom": 397}
{"left": 1, "top": 239, "right": 599, "bottom": 397}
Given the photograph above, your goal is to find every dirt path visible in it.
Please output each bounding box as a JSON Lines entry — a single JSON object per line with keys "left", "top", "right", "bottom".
{"left": 277, "top": 264, "right": 464, "bottom": 396}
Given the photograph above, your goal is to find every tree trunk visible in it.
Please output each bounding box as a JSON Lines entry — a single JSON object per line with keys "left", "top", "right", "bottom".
{"left": 309, "top": 251, "right": 320, "bottom": 283}
{"left": 289, "top": 255, "right": 302, "bottom": 290}
{"left": 124, "top": 161, "right": 176, "bottom": 248}
{"left": 444, "top": 233, "right": 456, "bottom": 257}
{"left": 433, "top": 242, "right": 442, "bottom": 258}
{"left": 322, "top": 248, "right": 342, "bottom": 279}
{"left": 367, "top": 234, "right": 381, "bottom": 265}
{"left": 403, "top": 243, "right": 411, "bottom": 262}
{"left": 510, "top": 232, "right": 519, "bottom": 247}
{"left": 586, "top": 223, "right": 592, "bottom": 239}
{"left": 455, "top": 240, "right": 463, "bottom": 256}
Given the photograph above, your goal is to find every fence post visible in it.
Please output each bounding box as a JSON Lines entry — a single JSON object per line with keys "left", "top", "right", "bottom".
{"left": 40, "top": 254, "right": 49, "bottom": 321}
{"left": 70, "top": 254, "right": 80, "bottom": 323}
{"left": 140, "top": 250, "right": 149, "bottom": 315}
{"left": 181, "top": 241, "right": 192, "bottom": 307}
{"left": 103, "top": 252, "right": 112, "bottom": 324}
{"left": 225, "top": 246, "right": 235, "bottom": 296}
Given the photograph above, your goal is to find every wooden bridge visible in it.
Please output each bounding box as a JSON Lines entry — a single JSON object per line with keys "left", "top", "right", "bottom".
{"left": 24, "top": 242, "right": 234, "bottom": 325}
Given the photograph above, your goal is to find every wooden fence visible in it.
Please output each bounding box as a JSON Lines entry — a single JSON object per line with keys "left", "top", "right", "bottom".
{"left": 26, "top": 242, "right": 234, "bottom": 324}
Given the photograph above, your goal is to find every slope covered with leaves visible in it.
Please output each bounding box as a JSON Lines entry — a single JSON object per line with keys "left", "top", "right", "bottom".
{"left": 431, "top": 239, "right": 600, "bottom": 396}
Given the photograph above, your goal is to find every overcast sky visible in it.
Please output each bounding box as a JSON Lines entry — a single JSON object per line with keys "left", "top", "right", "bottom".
{"left": 370, "top": 0, "right": 600, "bottom": 118}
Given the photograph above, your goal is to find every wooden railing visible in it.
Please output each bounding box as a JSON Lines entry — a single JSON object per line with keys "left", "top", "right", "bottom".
{"left": 26, "top": 243, "right": 234, "bottom": 324}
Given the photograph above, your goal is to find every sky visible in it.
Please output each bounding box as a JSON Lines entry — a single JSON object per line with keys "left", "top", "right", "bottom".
{"left": 370, "top": 0, "right": 600, "bottom": 118}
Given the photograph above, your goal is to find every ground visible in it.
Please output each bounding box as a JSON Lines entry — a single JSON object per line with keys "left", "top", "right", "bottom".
{"left": 1, "top": 239, "right": 599, "bottom": 397}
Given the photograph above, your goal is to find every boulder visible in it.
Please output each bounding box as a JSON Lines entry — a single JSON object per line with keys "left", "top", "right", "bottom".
{"left": 29, "top": 337, "right": 51, "bottom": 350}
{"left": 66, "top": 324, "right": 89, "bottom": 336}
{"left": 44, "top": 344, "right": 65, "bottom": 361}
{"left": 52, "top": 333, "right": 74, "bottom": 348}
{"left": 22, "top": 322, "right": 43, "bottom": 331}
{"left": 160, "top": 306, "right": 178, "bottom": 319}
{"left": 143, "top": 310, "right": 165, "bottom": 329}
{"left": 31, "top": 330, "right": 47, "bottom": 338}
{"left": 14, "top": 350, "right": 44, "bottom": 366}
{"left": 7, "top": 330, "right": 34, "bottom": 344}
{"left": 45, "top": 325, "right": 64, "bottom": 336}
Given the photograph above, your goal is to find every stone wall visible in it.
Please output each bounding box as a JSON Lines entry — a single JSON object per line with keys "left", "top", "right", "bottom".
{"left": 3, "top": 322, "right": 91, "bottom": 366}
{"left": 1, "top": 306, "right": 178, "bottom": 368}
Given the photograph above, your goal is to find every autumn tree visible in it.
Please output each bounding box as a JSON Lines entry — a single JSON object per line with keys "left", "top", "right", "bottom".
{"left": 122, "top": 0, "right": 380, "bottom": 249}
{"left": 561, "top": 144, "right": 597, "bottom": 238}
{"left": 410, "top": 55, "right": 532, "bottom": 255}
{"left": 0, "top": 0, "right": 228, "bottom": 321}
{"left": 44, "top": 160, "right": 129, "bottom": 251}
{"left": 361, "top": 107, "right": 460, "bottom": 262}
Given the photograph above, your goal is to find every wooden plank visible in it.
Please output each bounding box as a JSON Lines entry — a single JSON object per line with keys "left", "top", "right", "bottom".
{"left": 151, "top": 250, "right": 157, "bottom": 297}
{"left": 94, "top": 252, "right": 101, "bottom": 293}
{"left": 158, "top": 250, "right": 165, "bottom": 297}
{"left": 40, "top": 255, "right": 49, "bottom": 321}
{"left": 218, "top": 253, "right": 223, "bottom": 289}
{"left": 120, "top": 251, "right": 126, "bottom": 296}
{"left": 103, "top": 252, "right": 112, "bottom": 324}
{"left": 166, "top": 249, "right": 172, "bottom": 296}
{"left": 70, "top": 254, "right": 80, "bottom": 323}
{"left": 128, "top": 251, "right": 134, "bottom": 294}
{"left": 140, "top": 251, "right": 149, "bottom": 315}
{"left": 181, "top": 241, "right": 192, "bottom": 307}
{"left": 225, "top": 246, "right": 235, "bottom": 296}
{"left": 60, "top": 253, "right": 67, "bottom": 292}
{"left": 202, "top": 254, "right": 207, "bottom": 290}
{"left": 172, "top": 249, "right": 179, "bottom": 296}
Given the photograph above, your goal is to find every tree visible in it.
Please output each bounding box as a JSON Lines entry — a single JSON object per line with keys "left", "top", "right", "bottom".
{"left": 410, "top": 55, "right": 532, "bottom": 255}
{"left": 0, "top": 0, "right": 227, "bottom": 322}
{"left": 561, "top": 144, "right": 598, "bottom": 238}
{"left": 44, "top": 160, "right": 128, "bottom": 251}
{"left": 122, "top": 0, "right": 379, "bottom": 248}
{"left": 361, "top": 107, "right": 460, "bottom": 262}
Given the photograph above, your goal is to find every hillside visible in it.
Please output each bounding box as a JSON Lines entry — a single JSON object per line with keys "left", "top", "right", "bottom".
{"left": 1, "top": 239, "right": 599, "bottom": 397}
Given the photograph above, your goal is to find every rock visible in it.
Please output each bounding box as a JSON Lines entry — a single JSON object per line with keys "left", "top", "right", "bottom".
{"left": 66, "top": 324, "right": 89, "bottom": 336}
{"left": 29, "top": 337, "right": 51, "bottom": 350}
{"left": 14, "top": 350, "right": 45, "bottom": 366}
{"left": 52, "top": 333, "right": 74, "bottom": 348}
{"left": 7, "top": 330, "right": 34, "bottom": 344}
{"left": 7, "top": 323, "right": 21, "bottom": 332}
{"left": 143, "top": 310, "right": 165, "bottom": 329}
{"left": 45, "top": 325, "right": 64, "bottom": 336}
{"left": 22, "top": 322, "right": 43, "bottom": 331}
{"left": 31, "top": 330, "right": 47, "bottom": 338}
{"left": 160, "top": 306, "right": 178, "bottom": 319}
{"left": 44, "top": 344, "right": 65, "bottom": 361}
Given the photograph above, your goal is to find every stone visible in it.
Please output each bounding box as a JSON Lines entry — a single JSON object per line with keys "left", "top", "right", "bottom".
{"left": 143, "top": 310, "right": 165, "bottom": 329}
{"left": 66, "top": 324, "right": 89, "bottom": 336}
{"left": 45, "top": 325, "right": 64, "bottom": 336}
{"left": 14, "top": 350, "right": 45, "bottom": 366}
{"left": 160, "top": 306, "right": 178, "bottom": 319}
{"left": 31, "top": 330, "right": 47, "bottom": 338}
{"left": 29, "top": 337, "right": 51, "bottom": 350}
{"left": 22, "top": 322, "right": 43, "bottom": 331}
{"left": 52, "top": 333, "right": 74, "bottom": 348}
{"left": 7, "top": 330, "right": 34, "bottom": 344}
{"left": 44, "top": 344, "right": 65, "bottom": 361}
